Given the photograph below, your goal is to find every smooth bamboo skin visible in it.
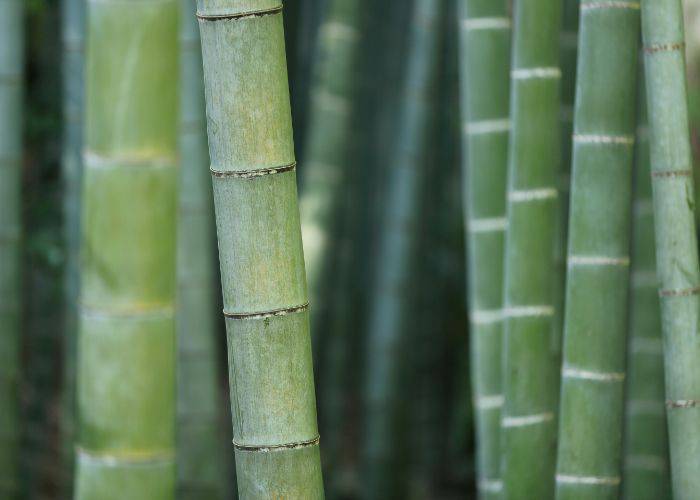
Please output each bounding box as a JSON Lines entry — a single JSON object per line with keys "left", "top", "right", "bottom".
{"left": 60, "top": 0, "right": 85, "bottom": 492}
{"left": 0, "top": 0, "right": 22, "bottom": 497}
{"left": 501, "top": 0, "right": 561, "bottom": 498}
{"left": 555, "top": 3, "right": 640, "bottom": 499}
{"left": 641, "top": 1, "right": 700, "bottom": 497}
{"left": 299, "top": 0, "right": 363, "bottom": 304}
{"left": 197, "top": 2, "right": 324, "bottom": 497}
{"left": 622, "top": 74, "right": 671, "bottom": 500}
{"left": 362, "top": 0, "right": 440, "bottom": 498}
{"left": 177, "top": 0, "right": 227, "bottom": 497}
{"left": 456, "top": 0, "right": 510, "bottom": 498}
{"left": 75, "top": 1, "right": 179, "bottom": 498}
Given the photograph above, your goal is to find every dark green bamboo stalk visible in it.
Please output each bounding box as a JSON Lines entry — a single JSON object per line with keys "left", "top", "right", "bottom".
{"left": 456, "top": 0, "right": 510, "bottom": 497}
{"left": 501, "top": 0, "right": 561, "bottom": 497}
{"left": 75, "top": 0, "right": 179, "bottom": 497}
{"left": 196, "top": 1, "right": 324, "bottom": 497}
{"left": 176, "top": 0, "right": 227, "bottom": 498}
{"left": 362, "top": 1, "right": 441, "bottom": 497}
{"left": 0, "top": 0, "right": 23, "bottom": 497}
{"left": 299, "top": 0, "right": 364, "bottom": 339}
{"left": 622, "top": 69, "right": 671, "bottom": 500}
{"left": 60, "top": 0, "right": 85, "bottom": 493}
{"left": 555, "top": 3, "right": 640, "bottom": 499}
{"left": 641, "top": 0, "right": 700, "bottom": 496}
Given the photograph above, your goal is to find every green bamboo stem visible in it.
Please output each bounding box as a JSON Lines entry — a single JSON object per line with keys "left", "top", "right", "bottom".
{"left": 60, "top": 0, "right": 85, "bottom": 493}
{"left": 641, "top": 0, "right": 700, "bottom": 496}
{"left": 75, "top": 0, "right": 179, "bottom": 497}
{"left": 456, "top": 0, "right": 510, "bottom": 497}
{"left": 196, "top": 1, "right": 324, "bottom": 497}
{"left": 0, "top": 0, "right": 23, "bottom": 497}
{"left": 299, "top": 0, "right": 364, "bottom": 343}
{"left": 362, "top": 1, "right": 441, "bottom": 497}
{"left": 177, "top": 0, "right": 228, "bottom": 497}
{"left": 501, "top": 0, "right": 561, "bottom": 497}
{"left": 555, "top": 2, "right": 640, "bottom": 499}
{"left": 622, "top": 69, "right": 671, "bottom": 500}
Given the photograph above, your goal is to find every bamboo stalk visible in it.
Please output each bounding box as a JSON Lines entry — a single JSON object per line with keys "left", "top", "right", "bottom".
{"left": 75, "top": 0, "right": 179, "bottom": 497}
{"left": 501, "top": 0, "right": 561, "bottom": 497}
{"left": 0, "top": 0, "right": 23, "bottom": 497}
{"left": 196, "top": 1, "right": 324, "bottom": 496}
{"left": 176, "top": 0, "right": 228, "bottom": 497}
{"left": 641, "top": 0, "right": 700, "bottom": 496}
{"left": 622, "top": 69, "right": 671, "bottom": 500}
{"left": 555, "top": 2, "right": 640, "bottom": 499}
{"left": 60, "top": 0, "right": 85, "bottom": 493}
{"left": 456, "top": 0, "right": 510, "bottom": 497}
{"left": 362, "top": 0, "right": 441, "bottom": 497}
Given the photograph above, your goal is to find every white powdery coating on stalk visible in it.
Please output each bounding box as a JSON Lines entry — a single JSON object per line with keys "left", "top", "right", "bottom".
{"left": 573, "top": 134, "right": 635, "bottom": 145}
{"left": 556, "top": 474, "right": 621, "bottom": 485}
{"left": 478, "top": 479, "right": 504, "bottom": 492}
{"left": 319, "top": 21, "right": 359, "bottom": 43}
{"left": 562, "top": 365, "right": 625, "bottom": 382}
{"left": 502, "top": 412, "right": 554, "bottom": 428}
{"left": 508, "top": 188, "right": 558, "bottom": 202}
{"left": 568, "top": 255, "right": 630, "bottom": 266}
{"left": 474, "top": 395, "right": 505, "bottom": 410}
{"left": 468, "top": 217, "right": 508, "bottom": 232}
{"left": 503, "top": 305, "right": 555, "bottom": 318}
{"left": 461, "top": 17, "right": 511, "bottom": 30}
{"left": 471, "top": 309, "right": 505, "bottom": 325}
{"left": 511, "top": 67, "right": 562, "bottom": 79}
{"left": 463, "top": 118, "right": 511, "bottom": 135}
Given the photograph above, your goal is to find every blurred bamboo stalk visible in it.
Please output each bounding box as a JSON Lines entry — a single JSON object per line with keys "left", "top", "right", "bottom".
{"left": 622, "top": 70, "right": 671, "bottom": 500}
{"left": 641, "top": 0, "right": 700, "bottom": 496}
{"left": 60, "top": 0, "right": 84, "bottom": 494}
{"left": 0, "top": 0, "right": 23, "bottom": 497}
{"left": 362, "top": 0, "right": 441, "bottom": 497}
{"left": 75, "top": 0, "right": 179, "bottom": 497}
{"left": 456, "top": 0, "right": 510, "bottom": 497}
{"left": 501, "top": 0, "right": 561, "bottom": 497}
{"left": 176, "top": 0, "right": 228, "bottom": 497}
{"left": 555, "top": 2, "right": 640, "bottom": 499}
{"left": 197, "top": 1, "right": 324, "bottom": 496}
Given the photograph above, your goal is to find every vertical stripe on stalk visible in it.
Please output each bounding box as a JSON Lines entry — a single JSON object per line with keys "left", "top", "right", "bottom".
{"left": 196, "top": 1, "right": 324, "bottom": 497}
{"left": 0, "top": 0, "right": 23, "bottom": 497}
{"left": 75, "top": 0, "right": 179, "bottom": 498}
{"left": 556, "top": 4, "right": 640, "bottom": 499}
{"left": 621, "top": 69, "right": 671, "bottom": 500}
{"left": 501, "top": 0, "right": 562, "bottom": 497}
{"left": 457, "top": 0, "right": 510, "bottom": 497}
{"left": 641, "top": 0, "right": 700, "bottom": 496}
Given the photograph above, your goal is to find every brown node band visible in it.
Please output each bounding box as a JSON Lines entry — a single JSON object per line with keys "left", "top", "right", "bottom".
{"left": 644, "top": 42, "right": 685, "bottom": 54}
{"left": 659, "top": 286, "right": 700, "bottom": 297}
{"left": 210, "top": 162, "right": 296, "bottom": 179}
{"left": 233, "top": 435, "right": 320, "bottom": 452}
{"left": 196, "top": 5, "right": 282, "bottom": 21}
{"left": 223, "top": 302, "right": 309, "bottom": 320}
{"left": 651, "top": 169, "right": 692, "bottom": 178}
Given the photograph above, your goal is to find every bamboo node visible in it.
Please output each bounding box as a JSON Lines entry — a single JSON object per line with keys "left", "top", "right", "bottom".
{"left": 460, "top": 17, "right": 511, "bottom": 31}
{"left": 562, "top": 365, "right": 625, "bottom": 382}
{"left": 477, "top": 479, "right": 503, "bottom": 493}
{"left": 233, "top": 435, "right": 320, "bottom": 453}
{"left": 556, "top": 474, "right": 621, "bottom": 486}
{"left": 503, "top": 305, "right": 555, "bottom": 318}
{"left": 223, "top": 302, "right": 309, "bottom": 320}
{"left": 468, "top": 217, "right": 508, "bottom": 233}
{"left": 196, "top": 5, "right": 282, "bottom": 21}
{"left": 471, "top": 309, "right": 505, "bottom": 324}
{"left": 581, "top": 1, "right": 640, "bottom": 11}
{"left": 474, "top": 394, "right": 504, "bottom": 410}
{"left": 502, "top": 412, "right": 554, "bottom": 428}
{"left": 76, "top": 447, "right": 175, "bottom": 467}
{"left": 666, "top": 399, "right": 700, "bottom": 409}
{"left": 568, "top": 255, "right": 630, "bottom": 266}
{"left": 463, "top": 118, "right": 511, "bottom": 135}
{"left": 644, "top": 42, "right": 685, "bottom": 54}
{"left": 651, "top": 169, "right": 692, "bottom": 178}
{"left": 511, "top": 67, "right": 562, "bottom": 80}
{"left": 508, "top": 188, "right": 558, "bottom": 202}
{"left": 658, "top": 285, "right": 700, "bottom": 297}
{"left": 210, "top": 162, "right": 296, "bottom": 179}
{"left": 573, "top": 134, "right": 635, "bottom": 145}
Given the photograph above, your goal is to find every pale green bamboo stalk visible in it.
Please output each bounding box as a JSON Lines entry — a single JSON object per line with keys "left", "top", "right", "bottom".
{"left": 362, "top": 0, "right": 441, "bottom": 497}
{"left": 641, "top": 0, "right": 700, "bottom": 496}
{"left": 196, "top": 1, "right": 324, "bottom": 497}
{"left": 501, "top": 0, "right": 561, "bottom": 497}
{"left": 0, "top": 0, "right": 23, "bottom": 497}
{"left": 456, "top": 0, "right": 510, "bottom": 497}
{"left": 622, "top": 69, "right": 671, "bottom": 500}
{"left": 75, "top": 0, "right": 179, "bottom": 497}
{"left": 176, "top": 0, "right": 228, "bottom": 498}
{"left": 60, "top": 0, "right": 85, "bottom": 493}
{"left": 555, "top": 2, "right": 640, "bottom": 499}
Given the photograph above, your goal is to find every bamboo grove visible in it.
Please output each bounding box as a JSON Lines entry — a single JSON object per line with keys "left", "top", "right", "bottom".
{"left": 4, "top": 0, "right": 700, "bottom": 498}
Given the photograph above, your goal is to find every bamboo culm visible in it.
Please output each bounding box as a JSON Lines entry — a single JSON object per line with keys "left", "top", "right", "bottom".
{"left": 75, "top": 0, "right": 179, "bottom": 497}
{"left": 60, "top": 0, "right": 85, "bottom": 493}
{"left": 501, "top": 0, "right": 562, "bottom": 497}
{"left": 622, "top": 69, "right": 671, "bottom": 500}
{"left": 196, "top": 1, "right": 324, "bottom": 496}
{"left": 362, "top": 0, "right": 441, "bottom": 497}
{"left": 641, "top": 0, "right": 700, "bottom": 496}
{"left": 176, "top": 0, "right": 228, "bottom": 497}
{"left": 0, "top": 0, "right": 23, "bottom": 497}
{"left": 456, "top": 0, "right": 510, "bottom": 497}
{"left": 555, "top": 2, "right": 640, "bottom": 499}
